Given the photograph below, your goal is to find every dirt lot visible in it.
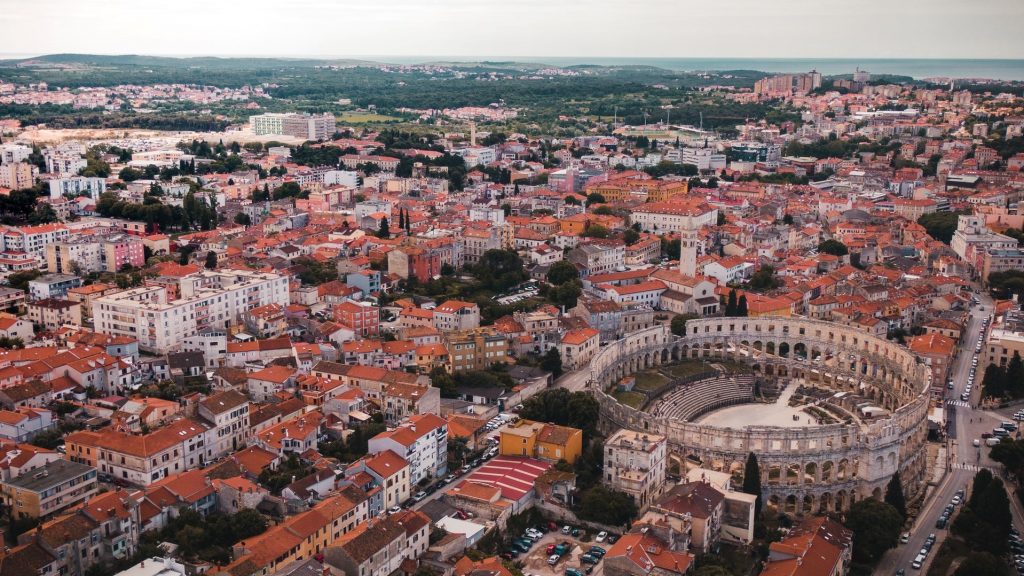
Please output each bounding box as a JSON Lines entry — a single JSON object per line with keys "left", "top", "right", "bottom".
{"left": 516, "top": 528, "right": 608, "bottom": 576}
{"left": 13, "top": 127, "right": 305, "bottom": 146}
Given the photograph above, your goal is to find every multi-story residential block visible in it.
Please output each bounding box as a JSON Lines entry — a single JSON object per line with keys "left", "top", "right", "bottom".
{"left": 28, "top": 273, "right": 83, "bottom": 300}
{"left": 0, "top": 223, "right": 70, "bottom": 258}
{"left": 0, "top": 143, "right": 32, "bottom": 164}
{"left": 92, "top": 269, "right": 289, "bottom": 354}
{"left": 907, "top": 333, "right": 955, "bottom": 397}
{"left": 27, "top": 298, "right": 82, "bottom": 330}
{"left": 323, "top": 511, "right": 431, "bottom": 576}
{"left": 250, "top": 112, "right": 336, "bottom": 140}
{"left": 559, "top": 328, "right": 601, "bottom": 371}
{"left": 46, "top": 233, "right": 146, "bottom": 274}
{"left": 387, "top": 246, "right": 441, "bottom": 282}
{"left": 346, "top": 449, "right": 410, "bottom": 513}
{"left": 223, "top": 490, "right": 371, "bottom": 576}
{"left": 256, "top": 410, "right": 324, "bottom": 456}
{"left": 23, "top": 489, "right": 142, "bottom": 575}
{"left": 367, "top": 413, "right": 448, "bottom": 484}
{"left": 568, "top": 242, "right": 625, "bottom": 277}
{"left": 604, "top": 430, "right": 667, "bottom": 510}
{"left": 0, "top": 458, "right": 97, "bottom": 520}
{"left": 646, "top": 482, "right": 725, "bottom": 554}
{"left": 604, "top": 530, "right": 694, "bottom": 576}
{"left": 433, "top": 300, "right": 481, "bottom": 332}
{"left": 65, "top": 418, "right": 213, "bottom": 486}
{"left": 346, "top": 269, "right": 382, "bottom": 295}
{"left": 444, "top": 327, "right": 509, "bottom": 372}
{"left": 0, "top": 161, "right": 38, "bottom": 189}
{"left": 499, "top": 420, "right": 583, "bottom": 464}
{"left": 48, "top": 176, "right": 107, "bottom": 200}
{"left": 197, "top": 389, "right": 250, "bottom": 458}
{"left": 334, "top": 300, "right": 380, "bottom": 337}
{"left": 44, "top": 152, "right": 87, "bottom": 176}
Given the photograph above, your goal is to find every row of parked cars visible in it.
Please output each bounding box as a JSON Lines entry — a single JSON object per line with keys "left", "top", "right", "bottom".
{"left": 1009, "top": 526, "right": 1024, "bottom": 574}
{"left": 933, "top": 488, "right": 964, "bottom": 530}
{"left": 908, "top": 533, "right": 938, "bottom": 570}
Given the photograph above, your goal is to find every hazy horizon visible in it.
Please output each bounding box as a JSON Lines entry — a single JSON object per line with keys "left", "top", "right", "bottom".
{"left": 2, "top": 0, "right": 1022, "bottom": 61}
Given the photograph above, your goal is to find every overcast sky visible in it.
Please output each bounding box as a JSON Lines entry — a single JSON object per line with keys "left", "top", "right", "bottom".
{"left": 2, "top": 0, "right": 1022, "bottom": 60}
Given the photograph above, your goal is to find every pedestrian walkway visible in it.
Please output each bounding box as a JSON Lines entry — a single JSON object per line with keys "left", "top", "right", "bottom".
{"left": 952, "top": 462, "right": 992, "bottom": 472}
{"left": 946, "top": 399, "right": 970, "bottom": 408}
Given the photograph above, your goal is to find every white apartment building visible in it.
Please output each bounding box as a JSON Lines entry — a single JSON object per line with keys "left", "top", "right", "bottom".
{"left": 48, "top": 176, "right": 107, "bottom": 200}
{"left": 454, "top": 147, "right": 497, "bottom": 167}
{"left": 568, "top": 243, "right": 625, "bottom": 277}
{"left": 432, "top": 300, "right": 481, "bottom": 332}
{"left": 44, "top": 152, "right": 86, "bottom": 176}
{"left": 0, "top": 224, "right": 71, "bottom": 258}
{"left": 354, "top": 200, "right": 393, "bottom": 220}
{"left": 367, "top": 413, "right": 448, "bottom": 484}
{"left": 92, "top": 269, "right": 290, "bottom": 354}
{"left": 249, "top": 113, "right": 336, "bottom": 141}
{"left": 604, "top": 429, "right": 667, "bottom": 510}
{"left": 0, "top": 144, "right": 32, "bottom": 165}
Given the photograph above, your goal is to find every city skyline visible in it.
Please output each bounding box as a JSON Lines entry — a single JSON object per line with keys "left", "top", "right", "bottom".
{"left": 2, "top": 0, "right": 1023, "bottom": 60}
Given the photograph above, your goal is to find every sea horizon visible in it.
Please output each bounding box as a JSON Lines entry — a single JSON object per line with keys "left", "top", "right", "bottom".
{"left": 2, "top": 53, "right": 1024, "bottom": 81}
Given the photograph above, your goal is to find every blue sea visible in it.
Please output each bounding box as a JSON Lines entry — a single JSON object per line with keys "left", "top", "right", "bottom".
{"left": 369, "top": 56, "right": 1024, "bottom": 82}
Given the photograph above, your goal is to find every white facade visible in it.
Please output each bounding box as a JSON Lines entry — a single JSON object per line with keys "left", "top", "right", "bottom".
{"left": 0, "top": 144, "right": 32, "bottom": 165}
{"left": 49, "top": 176, "right": 107, "bottom": 200}
{"left": 249, "top": 113, "right": 335, "bottom": 140}
{"left": 681, "top": 147, "right": 727, "bottom": 171}
{"left": 44, "top": 153, "right": 86, "bottom": 176}
{"left": 92, "top": 270, "right": 290, "bottom": 354}
{"left": 604, "top": 429, "right": 667, "bottom": 509}
{"left": 367, "top": 414, "right": 448, "bottom": 484}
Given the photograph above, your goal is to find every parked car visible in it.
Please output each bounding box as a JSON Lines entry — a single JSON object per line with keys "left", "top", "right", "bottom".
{"left": 388, "top": 506, "right": 402, "bottom": 514}
{"left": 589, "top": 546, "right": 606, "bottom": 557}
{"left": 413, "top": 491, "right": 427, "bottom": 502}
{"left": 580, "top": 554, "right": 599, "bottom": 565}
{"left": 565, "top": 569, "right": 584, "bottom": 576}
{"left": 548, "top": 555, "right": 561, "bottom": 566}
{"left": 596, "top": 531, "right": 608, "bottom": 543}
{"left": 562, "top": 525, "right": 573, "bottom": 535}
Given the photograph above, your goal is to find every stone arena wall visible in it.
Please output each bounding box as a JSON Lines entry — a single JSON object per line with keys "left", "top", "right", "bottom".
{"left": 589, "top": 316, "right": 932, "bottom": 514}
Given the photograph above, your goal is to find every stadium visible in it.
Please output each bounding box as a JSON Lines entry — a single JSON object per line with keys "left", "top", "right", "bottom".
{"left": 590, "top": 317, "right": 932, "bottom": 514}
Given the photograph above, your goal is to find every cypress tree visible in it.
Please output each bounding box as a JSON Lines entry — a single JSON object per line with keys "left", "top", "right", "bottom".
{"left": 742, "top": 452, "right": 763, "bottom": 518}
{"left": 737, "top": 295, "right": 748, "bottom": 317}
{"left": 884, "top": 473, "right": 907, "bottom": 520}
{"left": 726, "top": 289, "right": 738, "bottom": 316}
{"left": 377, "top": 217, "right": 390, "bottom": 238}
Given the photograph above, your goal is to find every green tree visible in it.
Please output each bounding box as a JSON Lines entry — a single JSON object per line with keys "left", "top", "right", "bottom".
{"left": 725, "top": 289, "right": 738, "bottom": 316}
{"left": 982, "top": 362, "right": 1007, "bottom": 399}
{"left": 1007, "top": 352, "right": 1024, "bottom": 397}
{"left": 578, "top": 486, "right": 637, "bottom": 527}
{"left": 581, "top": 223, "right": 610, "bottom": 239}
{"left": 234, "top": 212, "right": 251, "bottom": 226}
{"left": 585, "top": 192, "right": 606, "bottom": 206}
{"left": 670, "top": 314, "right": 689, "bottom": 336}
{"left": 970, "top": 468, "right": 993, "bottom": 509}
{"left": 782, "top": 213, "right": 794, "bottom": 225}
{"left": 917, "top": 211, "right": 966, "bottom": 244}
{"left": 623, "top": 228, "right": 640, "bottom": 245}
{"left": 377, "top": 217, "right": 390, "bottom": 238}
{"left": 204, "top": 250, "right": 218, "bottom": 270}
{"left": 429, "top": 366, "right": 457, "bottom": 398}
{"left": 747, "top": 265, "right": 780, "bottom": 292}
{"left": 547, "top": 260, "right": 580, "bottom": 285}
{"left": 473, "top": 249, "right": 527, "bottom": 292}
{"left": 954, "top": 552, "right": 1008, "bottom": 576}
{"left": 736, "top": 295, "right": 748, "bottom": 317}
{"left": 884, "top": 473, "right": 907, "bottom": 520}
{"left": 844, "top": 498, "right": 902, "bottom": 564}
{"left": 541, "top": 347, "right": 563, "bottom": 377}
{"left": 742, "top": 452, "right": 762, "bottom": 519}
{"left": 817, "top": 239, "right": 848, "bottom": 256}
{"left": 27, "top": 203, "right": 58, "bottom": 225}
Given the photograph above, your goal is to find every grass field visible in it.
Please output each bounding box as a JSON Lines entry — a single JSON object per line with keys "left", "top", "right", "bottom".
{"left": 339, "top": 112, "right": 401, "bottom": 123}
{"left": 613, "top": 391, "right": 646, "bottom": 409}
{"left": 664, "top": 361, "right": 714, "bottom": 379}
{"left": 633, "top": 371, "right": 669, "bottom": 392}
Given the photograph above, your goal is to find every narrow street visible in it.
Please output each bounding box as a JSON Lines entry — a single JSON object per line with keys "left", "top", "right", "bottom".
{"left": 874, "top": 291, "right": 1022, "bottom": 574}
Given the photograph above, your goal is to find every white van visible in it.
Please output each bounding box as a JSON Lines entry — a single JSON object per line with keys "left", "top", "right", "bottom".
{"left": 912, "top": 553, "right": 925, "bottom": 569}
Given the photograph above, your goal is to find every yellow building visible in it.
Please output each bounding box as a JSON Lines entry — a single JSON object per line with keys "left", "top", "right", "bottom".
{"left": 499, "top": 420, "right": 583, "bottom": 464}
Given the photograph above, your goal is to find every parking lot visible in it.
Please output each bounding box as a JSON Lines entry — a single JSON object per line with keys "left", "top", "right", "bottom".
{"left": 512, "top": 526, "right": 612, "bottom": 576}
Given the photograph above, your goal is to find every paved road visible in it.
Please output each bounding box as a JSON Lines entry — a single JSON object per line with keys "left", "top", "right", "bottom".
{"left": 874, "top": 292, "right": 1021, "bottom": 574}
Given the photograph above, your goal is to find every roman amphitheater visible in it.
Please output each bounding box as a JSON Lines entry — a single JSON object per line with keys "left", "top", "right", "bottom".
{"left": 590, "top": 316, "right": 932, "bottom": 515}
